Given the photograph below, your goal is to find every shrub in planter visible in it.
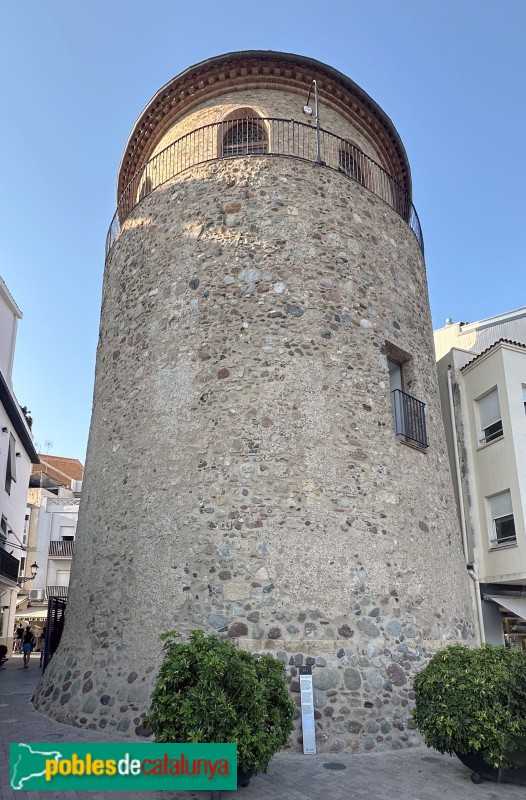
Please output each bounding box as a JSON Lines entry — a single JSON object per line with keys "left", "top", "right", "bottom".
{"left": 144, "top": 631, "right": 294, "bottom": 776}
{"left": 413, "top": 643, "right": 526, "bottom": 770}
{"left": 0, "top": 644, "right": 8, "bottom": 665}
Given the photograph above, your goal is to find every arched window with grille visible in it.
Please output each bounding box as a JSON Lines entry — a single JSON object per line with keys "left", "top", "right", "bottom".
{"left": 222, "top": 117, "right": 268, "bottom": 157}
{"left": 339, "top": 144, "right": 365, "bottom": 186}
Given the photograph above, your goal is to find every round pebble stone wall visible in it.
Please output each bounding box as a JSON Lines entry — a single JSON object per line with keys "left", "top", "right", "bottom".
{"left": 34, "top": 58, "right": 476, "bottom": 755}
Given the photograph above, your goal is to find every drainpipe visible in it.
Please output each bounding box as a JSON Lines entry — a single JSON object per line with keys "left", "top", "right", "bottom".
{"left": 447, "top": 367, "right": 485, "bottom": 643}
{"left": 467, "top": 566, "right": 485, "bottom": 645}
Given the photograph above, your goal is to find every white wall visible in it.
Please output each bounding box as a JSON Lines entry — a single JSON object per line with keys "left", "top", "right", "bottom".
{"left": 28, "top": 492, "right": 79, "bottom": 593}
{"left": 0, "top": 413, "right": 33, "bottom": 548}
{"left": 461, "top": 344, "right": 526, "bottom": 585}
{"left": 0, "top": 277, "right": 22, "bottom": 385}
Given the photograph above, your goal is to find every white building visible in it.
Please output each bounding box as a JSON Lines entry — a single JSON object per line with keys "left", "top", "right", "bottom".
{"left": 17, "top": 486, "right": 80, "bottom": 626}
{"left": 435, "top": 307, "right": 526, "bottom": 648}
{"left": 0, "top": 277, "right": 39, "bottom": 648}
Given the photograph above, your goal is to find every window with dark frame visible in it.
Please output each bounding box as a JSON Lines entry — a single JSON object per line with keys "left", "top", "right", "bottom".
{"left": 489, "top": 491, "right": 516, "bottom": 547}
{"left": 338, "top": 146, "right": 364, "bottom": 185}
{"left": 5, "top": 433, "right": 17, "bottom": 494}
{"left": 222, "top": 119, "right": 268, "bottom": 157}
{"left": 477, "top": 388, "right": 503, "bottom": 444}
{"left": 387, "top": 355, "right": 428, "bottom": 449}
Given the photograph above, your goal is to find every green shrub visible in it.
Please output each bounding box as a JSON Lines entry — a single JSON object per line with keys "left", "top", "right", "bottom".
{"left": 413, "top": 644, "right": 526, "bottom": 768}
{"left": 144, "top": 630, "right": 294, "bottom": 775}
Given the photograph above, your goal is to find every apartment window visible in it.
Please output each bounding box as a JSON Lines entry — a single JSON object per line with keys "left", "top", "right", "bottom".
{"left": 522, "top": 385, "right": 526, "bottom": 414}
{"left": 60, "top": 526, "right": 75, "bottom": 541}
{"left": 222, "top": 119, "right": 268, "bottom": 156}
{"left": 489, "top": 491, "right": 516, "bottom": 547}
{"left": 56, "top": 570, "right": 70, "bottom": 587}
{"left": 19, "top": 556, "right": 25, "bottom": 576}
{"left": 477, "top": 388, "right": 503, "bottom": 444}
{"left": 5, "top": 433, "right": 17, "bottom": 494}
{"left": 0, "top": 515, "right": 7, "bottom": 539}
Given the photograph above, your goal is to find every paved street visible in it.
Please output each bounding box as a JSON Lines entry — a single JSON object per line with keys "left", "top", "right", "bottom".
{"left": 1, "top": 653, "right": 524, "bottom": 800}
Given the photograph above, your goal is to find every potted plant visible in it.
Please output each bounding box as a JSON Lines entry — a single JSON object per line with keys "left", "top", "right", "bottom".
{"left": 0, "top": 644, "right": 8, "bottom": 667}
{"left": 145, "top": 630, "right": 294, "bottom": 794}
{"left": 413, "top": 643, "right": 526, "bottom": 785}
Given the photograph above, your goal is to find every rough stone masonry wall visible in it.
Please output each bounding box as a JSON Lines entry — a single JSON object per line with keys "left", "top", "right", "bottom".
{"left": 35, "top": 155, "right": 475, "bottom": 754}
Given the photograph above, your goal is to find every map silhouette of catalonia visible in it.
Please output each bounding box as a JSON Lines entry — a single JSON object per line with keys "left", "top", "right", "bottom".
{"left": 11, "top": 743, "right": 62, "bottom": 789}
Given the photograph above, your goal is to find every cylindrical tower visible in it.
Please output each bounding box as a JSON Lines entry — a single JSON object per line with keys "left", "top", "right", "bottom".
{"left": 35, "top": 52, "right": 475, "bottom": 753}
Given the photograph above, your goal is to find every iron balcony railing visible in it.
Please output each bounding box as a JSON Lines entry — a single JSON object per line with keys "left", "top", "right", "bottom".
{"left": 106, "top": 117, "right": 423, "bottom": 258}
{"left": 47, "top": 585, "right": 69, "bottom": 599}
{"left": 48, "top": 540, "right": 75, "bottom": 558}
{"left": 391, "top": 389, "right": 429, "bottom": 449}
{"left": 0, "top": 547, "right": 19, "bottom": 583}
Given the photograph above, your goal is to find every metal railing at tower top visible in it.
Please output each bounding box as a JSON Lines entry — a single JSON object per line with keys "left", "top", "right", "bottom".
{"left": 105, "top": 118, "right": 423, "bottom": 258}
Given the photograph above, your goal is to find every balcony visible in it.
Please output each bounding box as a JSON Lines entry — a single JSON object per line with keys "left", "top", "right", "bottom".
{"left": 48, "top": 540, "right": 75, "bottom": 558}
{"left": 391, "top": 389, "right": 429, "bottom": 449}
{"left": 106, "top": 118, "right": 423, "bottom": 258}
{"left": 0, "top": 548, "right": 19, "bottom": 583}
{"left": 47, "top": 586, "right": 69, "bottom": 599}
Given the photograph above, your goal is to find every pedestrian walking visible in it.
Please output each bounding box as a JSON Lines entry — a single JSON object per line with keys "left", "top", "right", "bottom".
{"left": 13, "top": 624, "right": 23, "bottom": 654}
{"left": 22, "top": 626, "right": 36, "bottom": 669}
{"left": 39, "top": 626, "right": 46, "bottom": 668}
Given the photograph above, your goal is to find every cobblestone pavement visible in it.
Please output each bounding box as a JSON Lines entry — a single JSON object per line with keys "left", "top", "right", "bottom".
{"left": 1, "top": 654, "right": 524, "bottom": 800}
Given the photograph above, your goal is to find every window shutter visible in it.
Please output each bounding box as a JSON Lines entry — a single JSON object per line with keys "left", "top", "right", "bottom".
{"left": 8, "top": 433, "right": 17, "bottom": 483}
{"left": 490, "top": 491, "right": 513, "bottom": 521}
{"left": 478, "top": 389, "right": 501, "bottom": 430}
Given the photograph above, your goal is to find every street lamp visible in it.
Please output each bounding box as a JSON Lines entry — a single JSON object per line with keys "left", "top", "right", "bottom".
{"left": 302, "top": 79, "right": 322, "bottom": 165}
{"left": 17, "top": 561, "right": 38, "bottom": 587}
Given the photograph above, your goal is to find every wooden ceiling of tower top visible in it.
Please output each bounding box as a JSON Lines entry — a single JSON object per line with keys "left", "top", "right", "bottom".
{"left": 117, "top": 52, "right": 412, "bottom": 199}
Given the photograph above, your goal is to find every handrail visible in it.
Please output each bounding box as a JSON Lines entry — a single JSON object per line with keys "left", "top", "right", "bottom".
{"left": 48, "top": 540, "right": 75, "bottom": 557}
{"left": 391, "top": 389, "right": 429, "bottom": 449}
{"left": 105, "top": 117, "right": 423, "bottom": 258}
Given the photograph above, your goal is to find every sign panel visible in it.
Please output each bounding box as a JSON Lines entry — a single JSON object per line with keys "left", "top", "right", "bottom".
{"left": 299, "top": 665, "right": 316, "bottom": 754}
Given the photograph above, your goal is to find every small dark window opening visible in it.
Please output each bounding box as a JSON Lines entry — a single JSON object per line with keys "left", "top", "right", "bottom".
{"left": 494, "top": 514, "right": 516, "bottom": 545}
{"left": 222, "top": 119, "right": 268, "bottom": 157}
{"left": 5, "top": 433, "right": 17, "bottom": 494}
{"left": 339, "top": 147, "right": 364, "bottom": 185}
{"left": 483, "top": 420, "right": 504, "bottom": 444}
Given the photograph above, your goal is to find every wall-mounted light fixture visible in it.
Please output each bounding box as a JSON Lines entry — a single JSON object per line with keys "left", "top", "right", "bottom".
{"left": 17, "top": 562, "right": 39, "bottom": 588}
{"left": 1, "top": 427, "right": 7, "bottom": 433}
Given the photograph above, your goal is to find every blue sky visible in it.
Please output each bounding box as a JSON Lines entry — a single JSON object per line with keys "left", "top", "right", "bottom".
{"left": 1, "top": 1, "right": 524, "bottom": 463}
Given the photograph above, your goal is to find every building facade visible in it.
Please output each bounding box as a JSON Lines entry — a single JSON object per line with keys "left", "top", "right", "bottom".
{"left": 35, "top": 52, "right": 475, "bottom": 753}
{"left": 15, "top": 458, "right": 83, "bottom": 629}
{"left": 435, "top": 309, "right": 526, "bottom": 648}
{"left": 0, "top": 277, "right": 39, "bottom": 648}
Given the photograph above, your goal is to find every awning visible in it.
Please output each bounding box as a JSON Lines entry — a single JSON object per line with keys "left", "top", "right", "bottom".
{"left": 15, "top": 609, "right": 48, "bottom": 620}
{"left": 487, "top": 595, "right": 526, "bottom": 621}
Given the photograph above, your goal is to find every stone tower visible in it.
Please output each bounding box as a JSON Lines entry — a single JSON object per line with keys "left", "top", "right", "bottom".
{"left": 35, "top": 51, "right": 475, "bottom": 753}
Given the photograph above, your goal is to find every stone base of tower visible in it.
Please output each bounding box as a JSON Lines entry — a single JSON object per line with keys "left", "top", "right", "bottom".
{"left": 34, "top": 608, "right": 474, "bottom": 753}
